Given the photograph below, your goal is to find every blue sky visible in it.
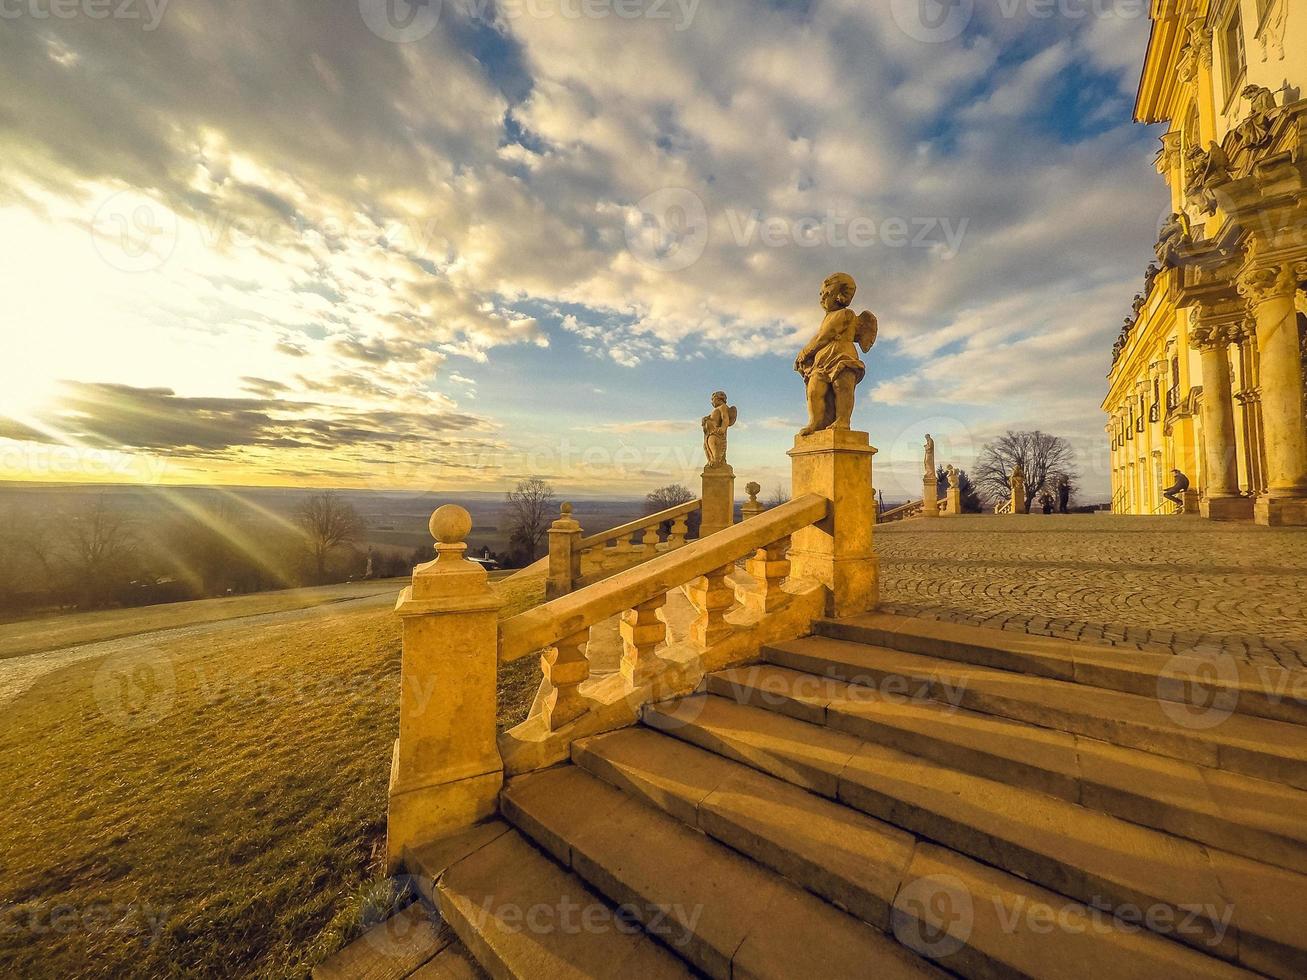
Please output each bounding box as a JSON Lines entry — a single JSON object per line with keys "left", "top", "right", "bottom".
{"left": 0, "top": 0, "right": 1169, "bottom": 501}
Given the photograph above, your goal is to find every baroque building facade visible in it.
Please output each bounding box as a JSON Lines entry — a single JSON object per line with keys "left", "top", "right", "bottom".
{"left": 1104, "top": 0, "right": 1307, "bottom": 524}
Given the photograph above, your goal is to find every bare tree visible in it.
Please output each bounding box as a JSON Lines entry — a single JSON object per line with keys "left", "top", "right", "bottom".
{"left": 765, "top": 485, "right": 791, "bottom": 509}
{"left": 974, "top": 431, "right": 1078, "bottom": 511}
{"left": 60, "top": 495, "right": 139, "bottom": 607}
{"left": 296, "top": 491, "right": 365, "bottom": 582}
{"left": 506, "top": 477, "right": 556, "bottom": 562}
{"left": 645, "top": 484, "right": 695, "bottom": 513}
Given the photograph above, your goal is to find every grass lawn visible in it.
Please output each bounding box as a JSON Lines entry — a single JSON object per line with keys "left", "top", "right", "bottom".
{"left": 0, "top": 570, "right": 544, "bottom": 979}
{"left": 0, "top": 580, "right": 413, "bottom": 662}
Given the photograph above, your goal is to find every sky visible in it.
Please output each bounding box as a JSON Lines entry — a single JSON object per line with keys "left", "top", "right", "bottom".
{"left": 0, "top": 0, "right": 1170, "bottom": 502}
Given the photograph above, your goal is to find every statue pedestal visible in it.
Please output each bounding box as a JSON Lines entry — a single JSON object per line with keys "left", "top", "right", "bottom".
{"left": 1010, "top": 488, "right": 1028, "bottom": 514}
{"left": 700, "top": 463, "right": 736, "bottom": 538}
{"left": 946, "top": 487, "right": 962, "bottom": 516}
{"left": 788, "top": 429, "right": 878, "bottom": 619}
{"left": 921, "top": 477, "right": 940, "bottom": 518}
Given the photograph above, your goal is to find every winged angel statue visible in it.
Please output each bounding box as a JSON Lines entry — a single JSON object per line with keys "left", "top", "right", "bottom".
{"left": 795, "top": 273, "right": 879, "bottom": 436}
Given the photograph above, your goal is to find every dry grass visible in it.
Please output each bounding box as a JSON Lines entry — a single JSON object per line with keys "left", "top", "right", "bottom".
{"left": 0, "top": 580, "right": 411, "bottom": 662}
{"left": 0, "top": 569, "right": 545, "bottom": 979}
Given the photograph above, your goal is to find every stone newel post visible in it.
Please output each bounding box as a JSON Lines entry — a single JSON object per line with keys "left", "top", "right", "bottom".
{"left": 788, "top": 429, "right": 878, "bottom": 619}
{"left": 546, "top": 503, "right": 582, "bottom": 599}
{"left": 700, "top": 463, "right": 736, "bottom": 538}
{"left": 388, "top": 505, "right": 503, "bottom": 872}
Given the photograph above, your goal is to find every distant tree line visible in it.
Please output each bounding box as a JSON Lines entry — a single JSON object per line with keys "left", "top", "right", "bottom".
{"left": 0, "top": 491, "right": 417, "bottom": 618}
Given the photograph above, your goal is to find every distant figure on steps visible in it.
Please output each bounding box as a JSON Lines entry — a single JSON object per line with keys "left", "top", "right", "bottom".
{"left": 1162, "top": 469, "right": 1190, "bottom": 512}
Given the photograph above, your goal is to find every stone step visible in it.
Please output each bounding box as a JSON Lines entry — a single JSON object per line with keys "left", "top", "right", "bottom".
{"left": 816, "top": 613, "right": 1307, "bottom": 727}
{"left": 501, "top": 764, "right": 946, "bottom": 980}
{"left": 432, "top": 824, "right": 695, "bottom": 980}
{"left": 573, "top": 725, "right": 1254, "bottom": 980}
{"left": 764, "top": 635, "right": 1307, "bottom": 790}
{"left": 643, "top": 693, "right": 1307, "bottom": 979}
{"left": 706, "top": 663, "right": 1307, "bottom": 875}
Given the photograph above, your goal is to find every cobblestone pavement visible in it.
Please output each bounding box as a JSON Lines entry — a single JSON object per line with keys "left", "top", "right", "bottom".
{"left": 875, "top": 514, "right": 1307, "bottom": 669}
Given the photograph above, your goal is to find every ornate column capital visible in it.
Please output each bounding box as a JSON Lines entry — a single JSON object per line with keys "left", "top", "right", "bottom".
{"left": 1188, "top": 321, "right": 1237, "bottom": 353}
{"left": 1238, "top": 262, "right": 1297, "bottom": 306}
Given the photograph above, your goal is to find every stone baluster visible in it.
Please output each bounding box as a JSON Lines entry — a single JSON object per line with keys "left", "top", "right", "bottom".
{"left": 388, "top": 505, "right": 503, "bottom": 872}
{"left": 620, "top": 594, "right": 668, "bottom": 687}
{"left": 1239, "top": 261, "right": 1307, "bottom": 525}
{"left": 668, "top": 514, "right": 689, "bottom": 547}
{"left": 638, "top": 525, "right": 660, "bottom": 559}
{"left": 689, "top": 563, "right": 736, "bottom": 649}
{"left": 546, "top": 503, "right": 582, "bottom": 600}
{"left": 743, "top": 536, "right": 791, "bottom": 615}
{"left": 540, "top": 627, "right": 591, "bottom": 730}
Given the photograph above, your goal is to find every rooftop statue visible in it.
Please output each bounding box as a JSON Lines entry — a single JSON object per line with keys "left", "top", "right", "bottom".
{"left": 795, "top": 273, "right": 878, "bottom": 436}
{"left": 702, "top": 390, "right": 737, "bottom": 467}
{"left": 1233, "top": 85, "right": 1279, "bottom": 150}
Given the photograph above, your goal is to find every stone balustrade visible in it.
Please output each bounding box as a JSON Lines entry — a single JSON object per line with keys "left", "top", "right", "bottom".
{"left": 385, "top": 427, "right": 880, "bottom": 870}
{"left": 547, "top": 499, "right": 701, "bottom": 599}
{"left": 878, "top": 499, "right": 925, "bottom": 523}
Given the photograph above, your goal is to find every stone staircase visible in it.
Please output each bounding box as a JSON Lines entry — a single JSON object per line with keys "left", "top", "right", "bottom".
{"left": 412, "top": 613, "right": 1307, "bottom": 979}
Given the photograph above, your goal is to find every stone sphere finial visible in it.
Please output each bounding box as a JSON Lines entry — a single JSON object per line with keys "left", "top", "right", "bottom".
{"left": 745, "top": 481, "right": 761, "bottom": 499}
{"left": 561, "top": 502, "right": 573, "bottom": 516}
{"left": 429, "top": 504, "right": 472, "bottom": 545}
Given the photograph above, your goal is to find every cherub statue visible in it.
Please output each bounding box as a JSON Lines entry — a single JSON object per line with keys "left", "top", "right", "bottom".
{"left": 946, "top": 464, "right": 959, "bottom": 490}
{"left": 702, "top": 390, "right": 737, "bottom": 467}
{"left": 795, "top": 273, "right": 878, "bottom": 436}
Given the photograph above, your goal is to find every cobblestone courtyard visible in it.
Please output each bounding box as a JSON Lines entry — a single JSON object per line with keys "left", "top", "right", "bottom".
{"left": 876, "top": 515, "right": 1307, "bottom": 669}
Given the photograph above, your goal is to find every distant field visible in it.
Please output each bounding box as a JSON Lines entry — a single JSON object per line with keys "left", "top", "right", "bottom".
{"left": 0, "top": 579, "right": 411, "bottom": 662}
{"left": 0, "top": 570, "right": 544, "bottom": 980}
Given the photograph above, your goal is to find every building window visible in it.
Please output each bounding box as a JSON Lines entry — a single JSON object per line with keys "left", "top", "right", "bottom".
{"left": 1221, "top": 5, "right": 1246, "bottom": 104}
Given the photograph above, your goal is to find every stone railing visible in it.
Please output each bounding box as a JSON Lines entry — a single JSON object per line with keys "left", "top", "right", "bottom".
{"left": 547, "top": 499, "right": 700, "bottom": 599}
{"left": 385, "top": 428, "right": 879, "bottom": 870}
{"left": 878, "top": 499, "right": 924, "bottom": 523}
{"left": 994, "top": 499, "right": 1014, "bottom": 515}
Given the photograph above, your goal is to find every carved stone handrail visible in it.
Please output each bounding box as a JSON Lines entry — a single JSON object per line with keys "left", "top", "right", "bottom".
{"left": 576, "top": 498, "right": 701, "bottom": 551}
{"left": 502, "top": 493, "right": 827, "bottom": 665}
{"left": 879, "top": 499, "right": 924, "bottom": 523}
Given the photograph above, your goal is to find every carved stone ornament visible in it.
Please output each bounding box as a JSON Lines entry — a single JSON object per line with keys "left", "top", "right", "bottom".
{"left": 1231, "top": 85, "right": 1280, "bottom": 152}
{"left": 1258, "top": 0, "right": 1288, "bottom": 63}
{"left": 1238, "top": 263, "right": 1296, "bottom": 306}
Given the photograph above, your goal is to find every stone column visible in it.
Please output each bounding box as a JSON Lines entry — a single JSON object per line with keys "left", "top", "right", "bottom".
{"left": 388, "top": 506, "right": 503, "bottom": 872}
{"left": 545, "top": 503, "right": 582, "bottom": 600}
{"left": 1190, "top": 320, "right": 1252, "bottom": 521}
{"left": 1240, "top": 262, "right": 1307, "bottom": 525}
{"left": 700, "top": 463, "right": 736, "bottom": 538}
{"left": 787, "top": 429, "right": 877, "bottom": 619}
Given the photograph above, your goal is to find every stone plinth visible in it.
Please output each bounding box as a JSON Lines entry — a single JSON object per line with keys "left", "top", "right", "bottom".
{"left": 545, "top": 504, "right": 582, "bottom": 600}
{"left": 1255, "top": 496, "right": 1307, "bottom": 527}
{"left": 1010, "top": 488, "right": 1028, "bottom": 515}
{"left": 945, "top": 487, "right": 962, "bottom": 516}
{"left": 921, "top": 476, "right": 939, "bottom": 519}
{"left": 388, "top": 507, "right": 504, "bottom": 872}
{"left": 700, "top": 463, "right": 736, "bottom": 538}
{"left": 787, "top": 429, "right": 878, "bottom": 619}
{"left": 1201, "top": 495, "right": 1254, "bottom": 522}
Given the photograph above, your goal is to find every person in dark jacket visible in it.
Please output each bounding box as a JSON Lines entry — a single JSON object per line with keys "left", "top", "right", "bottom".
{"left": 1162, "top": 469, "right": 1190, "bottom": 511}
{"left": 1057, "top": 476, "right": 1071, "bottom": 514}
